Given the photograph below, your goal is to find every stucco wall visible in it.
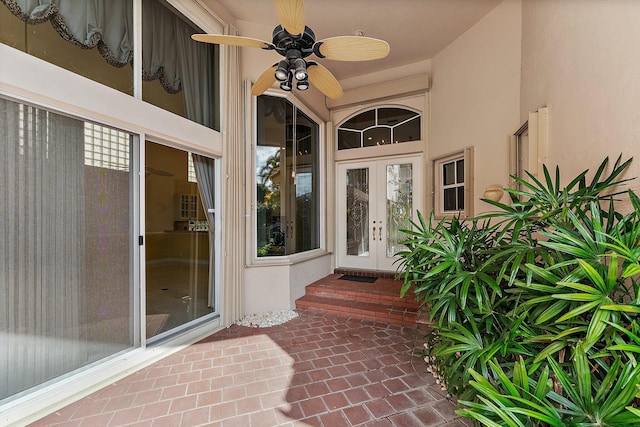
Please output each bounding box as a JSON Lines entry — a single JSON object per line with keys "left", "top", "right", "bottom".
{"left": 430, "top": 0, "right": 522, "bottom": 215}
{"left": 521, "top": 0, "right": 640, "bottom": 196}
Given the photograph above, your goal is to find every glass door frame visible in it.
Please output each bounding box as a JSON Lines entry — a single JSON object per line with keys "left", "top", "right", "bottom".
{"left": 142, "top": 138, "right": 221, "bottom": 345}
{"left": 336, "top": 154, "right": 423, "bottom": 272}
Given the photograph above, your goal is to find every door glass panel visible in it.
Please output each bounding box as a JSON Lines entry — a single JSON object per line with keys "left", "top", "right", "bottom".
{"left": 145, "top": 142, "right": 213, "bottom": 339}
{"left": 346, "top": 168, "right": 370, "bottom": 256}
{"left": 1, "top": 98, "right": 134, "bottom": 402}
{"left": 386, "top": 163, "right": 413, "bottom": 257}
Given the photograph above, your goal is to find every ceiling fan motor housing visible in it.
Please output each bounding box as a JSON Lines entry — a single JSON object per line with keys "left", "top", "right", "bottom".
{"left": 272, "top": 25, "right": 316, "bottom": 58}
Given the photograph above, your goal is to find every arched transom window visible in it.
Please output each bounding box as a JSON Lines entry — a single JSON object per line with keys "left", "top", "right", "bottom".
{"left": 337, "top": 107, "right": 421, "bottom": 150}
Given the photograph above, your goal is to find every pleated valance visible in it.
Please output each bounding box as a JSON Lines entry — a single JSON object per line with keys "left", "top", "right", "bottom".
{"left": 0, "top": 0, "right": 206, "bottom": 94}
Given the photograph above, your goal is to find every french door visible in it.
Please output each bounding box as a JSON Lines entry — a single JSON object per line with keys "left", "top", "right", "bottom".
{"left": 337, "top": 155, "right": 423, "bottom": 272}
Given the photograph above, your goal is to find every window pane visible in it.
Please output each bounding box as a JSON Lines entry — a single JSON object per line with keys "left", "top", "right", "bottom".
{"left": 363, "top": 127, "right": 392, "bottom": 147}
{"left": 1, "top": 97, "right": 134, "bottom": 402}
{"left": 457, "top": 186, "right": 465, "bottom": 210}
{"left": 141, "top": 0, "right": 220, "bottom": 130}
{"left": 292, "top": 109, "right": 320, "bottom": 254}
{"left": 256, "top": 96, "right": 286, "bottom": 256}
{"left": 0, "top": 1, "right": 134, "bottom": 95}
{"left": 341, "top": 110, "right": 375, "bottom": 131}
{"left": 338, "top": 108, "right": 422, "bottom": 150}
{"left": 443, "top": 162, "right": 455, "bottom": 185}
{"left": 393, "top": 117, "right": 421, "bottom": 143}
{"left": 256, "top": 95, "right": 319, "bottom": 257}
{"left": 378, "top": 108, "right": 418, "bottom": 126}
{"left": 338, "top": 129, "right": 361, "bottom": 150}
{"left": 456, "top": 159, "right": 465, "bottom": 183}
{"left": 0, "top": 2, "right": 220, "bottom": 130}
{"left": 443, "top": 188, "right": 457, "bottom": 211}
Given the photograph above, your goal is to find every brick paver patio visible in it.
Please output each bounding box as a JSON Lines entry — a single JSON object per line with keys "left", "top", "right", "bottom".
{"left": 29, "top": 311, "right": 470, "bottom": 426}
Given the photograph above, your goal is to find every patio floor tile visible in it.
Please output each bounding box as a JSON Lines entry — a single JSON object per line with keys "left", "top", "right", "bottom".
{"left": 27, "top": 311, "right": 467, "bottom": 426}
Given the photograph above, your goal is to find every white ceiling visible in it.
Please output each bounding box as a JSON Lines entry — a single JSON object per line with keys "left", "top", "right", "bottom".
{"left": 203, "top": 0, "right": 502, "bottom": 81}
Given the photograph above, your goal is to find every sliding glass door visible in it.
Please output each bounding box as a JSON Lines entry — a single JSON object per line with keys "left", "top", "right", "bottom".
{"left": 145, "top": 142, "right": 216, "bottom": 339}
{"left": 0, "top": 97, "right": 136, "bottom": 402}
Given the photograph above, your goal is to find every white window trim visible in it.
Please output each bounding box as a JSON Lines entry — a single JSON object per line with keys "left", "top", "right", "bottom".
{"left": 509, "top": 106, "right": 549, "bottom": 190}
{"left": 0, "top": 44, "right": 222, "bottom": 157}
{"left": 334, "top": 104, "right": 423, "bottom": 162}
{"left": 432, "top": 147, "right": 474, "bottom": 219}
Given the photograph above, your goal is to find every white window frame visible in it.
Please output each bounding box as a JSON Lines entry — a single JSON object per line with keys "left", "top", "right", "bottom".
{"left": 247, "top": 90, "right": 327, "bottom": 266}
{"left": 432, "top": 147, "right": 474, "bottom": 218}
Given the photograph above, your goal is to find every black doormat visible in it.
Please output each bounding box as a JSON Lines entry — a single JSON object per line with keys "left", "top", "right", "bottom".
{"left": 338, "top": 275, "right": 377, "bottom": 283}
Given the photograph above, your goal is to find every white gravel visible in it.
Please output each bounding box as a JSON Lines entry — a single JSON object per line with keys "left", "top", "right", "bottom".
{"left": 236, "top": 310, "right": 299, "bottom": 328}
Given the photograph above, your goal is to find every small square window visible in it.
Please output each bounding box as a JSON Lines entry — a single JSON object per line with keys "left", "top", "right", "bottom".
{"left": 433, "top": 148, "right": 473, "bottom": 218}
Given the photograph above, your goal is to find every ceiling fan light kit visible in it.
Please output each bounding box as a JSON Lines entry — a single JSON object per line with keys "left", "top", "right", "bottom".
{"left": 280, "top": 71, "right": 294, "bottom": 91}
{"left": 275, "top": 60, "right": 290, "bottom": 81}
{"left": 191, "top": 0, "right": 390, "bottom": 99}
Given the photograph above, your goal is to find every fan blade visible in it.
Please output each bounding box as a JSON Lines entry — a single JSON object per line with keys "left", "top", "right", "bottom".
{"left": 191, "top": 34, "right": 273, "bottom": 49}
{"left": 274, "top": 0, "right": 306, "bottom": 36}
{"left": 314, "top": 36, "right": 390, "bottom": 61}
{"left": 307, "top": 61, "right": 343, "bottom": 99}
{"left": 252, "top": 65, "right": 278, "bottom": 96}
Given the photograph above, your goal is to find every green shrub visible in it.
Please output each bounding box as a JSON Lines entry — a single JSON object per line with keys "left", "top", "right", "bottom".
{"left": 398, "top": 155, "right": 640, "bottom": 425}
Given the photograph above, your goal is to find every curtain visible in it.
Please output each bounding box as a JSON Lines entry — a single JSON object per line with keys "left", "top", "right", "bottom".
{"left": 174, "top": 16, "right": 216, "bottom": 128}
{"left": 221, "top": 25, "right": 245, "bottom": 326}
{"left": 1, "top": 0, "right": 133, "bottom": 66}
{"left": 192, "top": 155, "right": 215, "bottom": 308}
{"left": 1, "top": 0, "right": 189, "bottom": 94}
{"left": 0, "top": 98, "right": 86, "bottom": 400}
{"left": 141, "top": 0, "right": 181, "bottom": 93}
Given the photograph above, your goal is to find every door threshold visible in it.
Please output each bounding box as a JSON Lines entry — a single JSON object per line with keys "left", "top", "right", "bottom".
{"left": 334, "top": 268, "right": 399, "bottom": 280}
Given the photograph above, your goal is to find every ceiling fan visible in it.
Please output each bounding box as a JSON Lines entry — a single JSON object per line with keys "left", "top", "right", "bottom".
{"left": 191, "top": 0, "right": 390, "bottom": 99}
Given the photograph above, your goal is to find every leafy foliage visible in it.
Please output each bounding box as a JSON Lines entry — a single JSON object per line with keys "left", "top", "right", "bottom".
{"left": 397, "top": 155, "right": 640, "bottom": 425}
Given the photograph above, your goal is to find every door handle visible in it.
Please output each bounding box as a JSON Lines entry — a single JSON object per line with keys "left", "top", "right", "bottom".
{"left": 379, "top": 226, "right": 382, "bottom": 240}
{"left": 372, "top": 226, "right": 376, "bottom": 241}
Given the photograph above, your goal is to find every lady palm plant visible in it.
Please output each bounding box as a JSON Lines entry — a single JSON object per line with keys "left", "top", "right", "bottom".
{"left": 458, "top": 346, "right": 640, "bottom": 427}
{"left": 396, "top": 212, "right": 529, "bottom": 397}
{"left": 398, "top": 155, "right": 640, "bottom": 424}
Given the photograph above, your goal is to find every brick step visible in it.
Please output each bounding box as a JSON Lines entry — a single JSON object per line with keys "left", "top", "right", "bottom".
{"left": 295, "top": 294, "right": 418, "bottom": 327}
{"left": 294, "top": 273, "right": 423, "bottom": 327}
{"left": 303, "top": 274, "right": 420, "bottom": 310}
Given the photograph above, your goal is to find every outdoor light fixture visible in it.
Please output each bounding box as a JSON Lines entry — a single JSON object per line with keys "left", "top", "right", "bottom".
{"left": 280, "top": 71, "right": 293, "bottom": 91}
{"left": 275, "top": 60, "right": 289, "bottom": 81}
